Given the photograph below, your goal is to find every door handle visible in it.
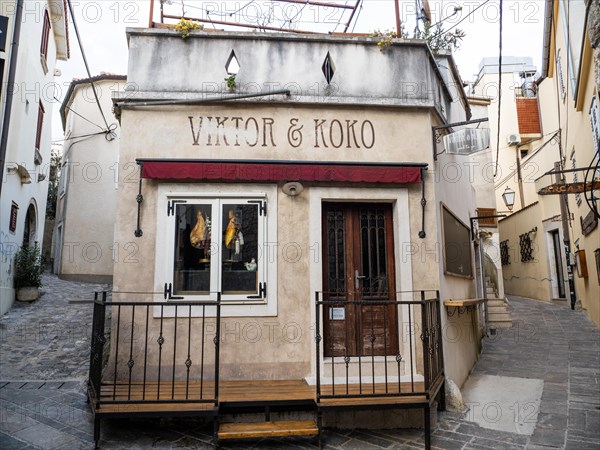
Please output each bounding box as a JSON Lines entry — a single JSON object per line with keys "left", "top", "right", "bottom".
{"left": 355, "top": 270, "right": 366, "bottom": 290}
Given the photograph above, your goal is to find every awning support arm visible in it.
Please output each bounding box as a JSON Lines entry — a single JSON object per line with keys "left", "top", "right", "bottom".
{"left": 419, "top": 168, "right": 427, "bottom": 239}
{"left": 432, "top": 118, "right": 489, "bottom": 161}
{"left": 134, "top": 162, "right": 144, "bottom": 237}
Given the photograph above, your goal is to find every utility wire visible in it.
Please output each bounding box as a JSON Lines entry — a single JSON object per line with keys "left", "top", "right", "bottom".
{"left": 493, "top": 0, "right": 503, "bottom": 177}
{"left": 351, "top": 0, "right": 363, "bottom": 33}
{"left": 433, "top": 0, "right": 492, "bottom": 38}
{"left": 66, "top": 0, "right": 110, "bottom": 131}
{"left": 52, "top": 130, "right": 108, "bottom": 143}
{"left": 54, "top": 97, "right": 104, "bottom": 131}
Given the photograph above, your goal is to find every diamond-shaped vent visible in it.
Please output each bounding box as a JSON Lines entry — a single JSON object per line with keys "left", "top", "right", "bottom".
{"left": 322, "top": 52, "right": 335, "bottom": 84}
{"left": 225, "top": 50, "right": 240, "bottom": 75}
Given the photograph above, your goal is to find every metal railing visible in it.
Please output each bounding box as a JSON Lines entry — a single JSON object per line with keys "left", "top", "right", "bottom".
{"left": 88, "top": 291, "right": 221, "bottom": 409}
{"left": 314, "top": 290, "right": 444, "bottom": 401}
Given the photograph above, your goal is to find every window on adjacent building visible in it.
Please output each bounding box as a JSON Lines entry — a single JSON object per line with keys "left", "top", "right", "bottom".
{"left": 500, "top": 240, "right": 510, "bottom": 266}
{"left": 519, "top": 232, "right": 535, "bottom": 262}
{"left": 40, "top": 9, "right": 51, "bottom": 62}
{"left": 9, "top": 202, "right": 19, "bottom": 233}
{"left": 35, "top": 101, "right": 45, "bottom": 152}
{"left": 167, "top": 197, "right": 267, "bottom": 302}
{"left": 559, "top": 0, "right": 586, "bottom": 98}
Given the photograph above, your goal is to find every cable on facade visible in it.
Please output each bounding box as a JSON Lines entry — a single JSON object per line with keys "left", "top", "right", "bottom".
{"left": 54, "top": 97, "right": 105, "bottom": 132}
{"left": 493, "top": 0, "right": 504, "bottom": 177}
{"left": 66, "top": 0, "right": 111, "bottom": 131}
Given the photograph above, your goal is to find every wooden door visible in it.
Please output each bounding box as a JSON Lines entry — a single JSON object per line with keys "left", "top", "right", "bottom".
{"left": 322, "top": 203, "right": 398, "bottom": 357}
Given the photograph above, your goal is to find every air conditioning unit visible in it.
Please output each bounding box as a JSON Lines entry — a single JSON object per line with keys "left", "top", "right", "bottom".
{"left": 507, "top": 133, "right": 521, "bottom": 145}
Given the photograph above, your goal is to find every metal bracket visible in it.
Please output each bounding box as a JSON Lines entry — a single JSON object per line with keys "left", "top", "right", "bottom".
{"left": 246, "top": 282, "right": 267, "bottom": 299}
{"left": 248, "top": 200, "right": 267, "bottom": 216}
{"left": 163, "top": 283, "right": 184, "bottom": 300}
{"left": 167, "top": 200, "right": 188, "bottom": 216}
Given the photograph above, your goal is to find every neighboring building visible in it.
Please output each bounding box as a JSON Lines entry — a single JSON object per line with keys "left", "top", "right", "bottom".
{"left": 88, "top": 28, "right": 491, "bottom": 444}
{"left": 535, "top": 0, "right": 599, "bottom": 325}
{"left": 0, "top": 0, "right": 69, "bottom": 314}
{"left": 53, "top": 74, "right": 126, "bottom": 283}
{"left": 471, "top": 0, "right": 600, "bottom": 327}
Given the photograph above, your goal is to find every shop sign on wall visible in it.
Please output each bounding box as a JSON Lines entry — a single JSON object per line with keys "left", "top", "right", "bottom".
{"left": 188, "top": 116, "right": 376, "bottom": 150}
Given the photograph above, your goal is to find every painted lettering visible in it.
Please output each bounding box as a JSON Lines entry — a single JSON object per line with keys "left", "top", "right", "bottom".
{"left": 245, "top": 118, "right": 259, "bottom": 147}
{"left": 314, "top": 119, "right": 328, "bottom": 148}
{"left": 189, "top": 116, "right": 203, "bottom": 146}
{"left": 287, "top": 118, "right": 303, "bottom": 148}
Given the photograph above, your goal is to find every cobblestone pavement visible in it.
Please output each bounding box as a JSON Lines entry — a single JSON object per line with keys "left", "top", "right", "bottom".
{"left": 0, "top": 275, "right": 599, "bottom": 449}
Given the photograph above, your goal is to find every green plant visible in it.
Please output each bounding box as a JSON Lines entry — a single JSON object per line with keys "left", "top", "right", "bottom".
{"left": 371, "top": 22, "right": 465, "bottom": 55}
{"left": 371, "top": 29, "right": 398, "bottom": 52}
{"left": 413, "top": 23, "right": 466, "bottom": 54}
{"left": 224, "top": 74, "right": 236, "bottom": 90}
{"left": 45, "top": 147, "right": 61, "bottom": 220}
{"left": 14, "top": 243, "right": 43, "bottom": 289}
{"left": 175, "top": 18, "right": 203, "bottom": 39}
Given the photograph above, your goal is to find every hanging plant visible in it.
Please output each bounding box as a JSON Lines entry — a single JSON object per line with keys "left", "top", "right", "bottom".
{"left": 175, "top": 18, "right": 203, "bottom": 39}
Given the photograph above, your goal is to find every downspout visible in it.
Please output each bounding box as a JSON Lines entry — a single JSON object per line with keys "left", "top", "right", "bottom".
{"left": 0, "top": 0, "right": 24, "bottom": 198}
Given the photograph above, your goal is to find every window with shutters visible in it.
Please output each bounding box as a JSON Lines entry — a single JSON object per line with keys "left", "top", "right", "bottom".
{"left": 165, "top": 196, "right": 270, "bottom": 305}
{"left": 35, "top": 102, "right": 45, "bottom": 152}
{"left": 40, "top": 9, "right": 51, "bottom": 64}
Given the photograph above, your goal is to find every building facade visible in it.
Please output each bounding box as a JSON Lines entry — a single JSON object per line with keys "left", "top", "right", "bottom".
{"left": 108, "top": 28, "right": 487, "bottom": 399}
{"left": 53, "top": 74, "right": 126, "bottom": 283}
{"left": 0, "top": 0, "right": 69, "bottom": 314}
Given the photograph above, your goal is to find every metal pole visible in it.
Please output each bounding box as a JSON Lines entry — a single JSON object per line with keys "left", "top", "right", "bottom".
{"left": 394, "top": 0, "right": 402, "bottom": 36}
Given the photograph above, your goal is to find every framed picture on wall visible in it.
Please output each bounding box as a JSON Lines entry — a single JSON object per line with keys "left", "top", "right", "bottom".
{"left": 441, "top": 203, "right": 473, "bottom": 279}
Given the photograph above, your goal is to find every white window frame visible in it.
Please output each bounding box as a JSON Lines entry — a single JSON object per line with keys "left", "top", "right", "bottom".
{"left": 155, "top": 184, "right": 278, "bottom": 318}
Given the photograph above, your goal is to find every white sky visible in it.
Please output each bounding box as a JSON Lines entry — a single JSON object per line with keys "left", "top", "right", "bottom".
{"left": 52, "top": 0, "right": 546, "bottom": 139}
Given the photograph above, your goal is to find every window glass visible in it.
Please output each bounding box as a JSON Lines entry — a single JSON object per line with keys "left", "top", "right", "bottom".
{"left": 169, "top": 199, "right": 264, "bottom": 300}
{"left": 221, "top": 203, "right": 259, "bottom": 295}
{"left": 173, "top": 203, "right": 213, "bottom": 295}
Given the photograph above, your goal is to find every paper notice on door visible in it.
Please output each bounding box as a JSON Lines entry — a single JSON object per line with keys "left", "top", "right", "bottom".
{"left": 329, "top": 307, "right": 345, "bottom": 321}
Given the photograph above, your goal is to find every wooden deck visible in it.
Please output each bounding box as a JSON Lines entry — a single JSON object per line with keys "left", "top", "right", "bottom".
{"left": 94, "top": 379, "right": 428, "bottom": 413}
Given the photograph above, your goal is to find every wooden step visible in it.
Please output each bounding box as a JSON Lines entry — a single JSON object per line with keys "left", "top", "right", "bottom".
{"left": 218, "top": 420, "right": 319, "bottom": 440}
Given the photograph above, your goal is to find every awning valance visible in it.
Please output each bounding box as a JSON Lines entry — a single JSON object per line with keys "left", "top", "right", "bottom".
{"left": 138, "top": 159, "right": 425, "bottom": 184}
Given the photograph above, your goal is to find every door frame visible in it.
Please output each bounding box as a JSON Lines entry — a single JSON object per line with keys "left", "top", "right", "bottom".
{"left": 308, "top": 187, "right": 414, "bottom": 383}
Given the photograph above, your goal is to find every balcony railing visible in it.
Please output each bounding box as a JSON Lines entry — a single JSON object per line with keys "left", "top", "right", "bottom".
{"left": 314, "top": 290, "right": 444, "bottom": 402}
{"left": 88, "top": 291, "right": 221, "bottom": 410}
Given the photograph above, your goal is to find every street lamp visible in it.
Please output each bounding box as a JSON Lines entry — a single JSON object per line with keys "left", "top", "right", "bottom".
{"left": 502, "top": 186, "right": 516, "bottom": 211}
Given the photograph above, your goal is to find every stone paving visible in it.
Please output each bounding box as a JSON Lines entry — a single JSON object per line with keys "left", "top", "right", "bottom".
{"left": 0, "top": 274, "right": 599, "bottom": 449}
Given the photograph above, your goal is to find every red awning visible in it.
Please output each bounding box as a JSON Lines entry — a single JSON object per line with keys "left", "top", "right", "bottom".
{"left": 139, "top": 160, "right": 423, "bottom": 184}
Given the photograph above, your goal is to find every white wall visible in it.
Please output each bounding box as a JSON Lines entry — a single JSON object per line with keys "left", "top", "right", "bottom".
{"left": 0, "top": 0, "right": 67, "bottom": 313}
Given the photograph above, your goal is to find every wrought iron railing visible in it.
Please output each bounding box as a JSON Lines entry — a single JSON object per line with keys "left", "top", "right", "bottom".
{"left": 88, "top": 291, "right": 221, "bottom": 409}
{"left": 314, "top": 290, "right": 443, "bottom": 401}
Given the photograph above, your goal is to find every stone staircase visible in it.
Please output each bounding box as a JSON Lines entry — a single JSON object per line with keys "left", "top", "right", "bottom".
{"left": 485, "top": 279, "right": 512, "bottom": 332}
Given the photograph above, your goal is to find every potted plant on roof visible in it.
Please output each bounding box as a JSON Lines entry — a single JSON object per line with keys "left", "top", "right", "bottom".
{"left": 14, "top": 242, "right": 43, "bottom": 302}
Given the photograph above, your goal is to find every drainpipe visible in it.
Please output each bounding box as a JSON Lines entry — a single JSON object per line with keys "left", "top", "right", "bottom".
{"left": 0, "top": 0, "right": 24, "bottom": 198}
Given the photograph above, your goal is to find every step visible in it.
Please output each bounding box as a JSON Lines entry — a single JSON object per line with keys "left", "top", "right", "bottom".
{"left": 488, "top": 320, "right": 513, "bottom": 329}
{"left": 486, "top": 287, "right": 496, "bottom": 294}
{"left": 488, "top": 312, "right": 511, "bottom": 321}
{"left": 487, "top": 299, "right": 507, "bottom": 307}
{"left": 487, "top": 305, "right": 509, "bottom": 313}
{"left": 218, "top": 420, "right": 319, "bottom": 440}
